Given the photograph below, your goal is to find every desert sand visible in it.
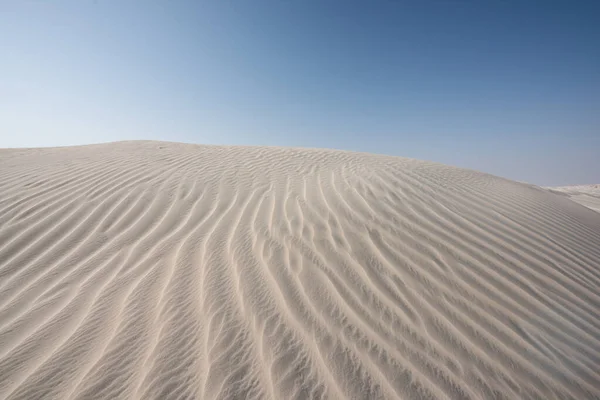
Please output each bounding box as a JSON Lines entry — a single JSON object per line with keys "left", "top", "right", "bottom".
{"left": 0, "top": 141, "right": 599, "bottom": 400}
{"left": 546, "top": 185, "right": 600, "bottom": 213}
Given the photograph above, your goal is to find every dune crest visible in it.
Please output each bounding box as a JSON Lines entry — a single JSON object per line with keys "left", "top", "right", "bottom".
{"left": 1, "top": 141, "right": 599, "bottom": 400}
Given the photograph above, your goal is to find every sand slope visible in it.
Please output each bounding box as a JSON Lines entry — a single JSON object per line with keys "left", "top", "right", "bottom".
{"left": 546, "top": 185, "right": 600, "bottom": 213}
{"left": 1, "top": 141, "right": 599, "bottom": 400}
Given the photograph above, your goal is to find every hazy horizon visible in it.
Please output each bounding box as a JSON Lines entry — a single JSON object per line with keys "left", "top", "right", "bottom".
{"left": 2, "top": 1, "right": 599, "bottom": 186}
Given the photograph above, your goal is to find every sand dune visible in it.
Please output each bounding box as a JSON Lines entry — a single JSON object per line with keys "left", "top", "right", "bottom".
{"left": 546, "top": 185, "right": 600, "bottom": 213}
{"left": 1, "top": 141, "right": 599, "bottom": 400}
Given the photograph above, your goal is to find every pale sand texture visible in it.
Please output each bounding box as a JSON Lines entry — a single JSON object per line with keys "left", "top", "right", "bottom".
{"left": 1, "top": 141, "right": 599, "bottom": 400}
{"left": 546, "top": 185, "right": 600, "bottom": 213}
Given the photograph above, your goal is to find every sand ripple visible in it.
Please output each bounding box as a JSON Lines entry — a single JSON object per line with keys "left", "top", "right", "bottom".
{"left": 1, "top": 141, "right": 599, "bottom": 399}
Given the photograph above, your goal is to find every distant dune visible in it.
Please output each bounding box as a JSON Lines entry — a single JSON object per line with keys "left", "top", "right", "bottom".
{"left": 1, "top": 141, "right": 599, "bottom": 400}
{"left": 546, "top": 184, "right": 600, "bottom": 213}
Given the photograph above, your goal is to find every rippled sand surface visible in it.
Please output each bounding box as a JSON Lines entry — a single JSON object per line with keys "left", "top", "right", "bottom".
{"left": 1, "top": 141, "right": 599, "bottom": 400}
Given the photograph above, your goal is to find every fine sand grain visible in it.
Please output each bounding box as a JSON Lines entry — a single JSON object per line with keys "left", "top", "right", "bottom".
{"left": 1, "top": 141, "right": 599, "bottom": 400}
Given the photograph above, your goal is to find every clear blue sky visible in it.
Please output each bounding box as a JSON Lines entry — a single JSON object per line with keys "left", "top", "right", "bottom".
{"left": 1, "top": 1, "right": 598, "bottom": 185}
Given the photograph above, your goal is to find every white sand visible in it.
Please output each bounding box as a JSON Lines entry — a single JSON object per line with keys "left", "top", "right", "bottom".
{"left": 1, "top": 141, "right": 599, "bottom": 400}
{"left": 546, "top": 184, "right": 600, "bottom": 213}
